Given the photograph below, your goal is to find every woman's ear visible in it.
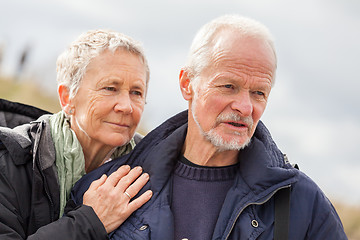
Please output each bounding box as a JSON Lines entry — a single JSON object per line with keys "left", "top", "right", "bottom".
{"left": 58, "top": 85, "right": 73, "bottom": 114}
{"left": 179, "top": 69, "right": 193, "bottom": 101}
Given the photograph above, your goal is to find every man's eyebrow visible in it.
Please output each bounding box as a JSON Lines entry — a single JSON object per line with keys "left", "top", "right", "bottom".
{"left": 103, "top": 78, "right": 122, "bottom": 84}
{"left": 96, "top": 78, "right": 121, "bottom": 87}
{"left": 256, "top": 83, "right": 271, "bottom": 90}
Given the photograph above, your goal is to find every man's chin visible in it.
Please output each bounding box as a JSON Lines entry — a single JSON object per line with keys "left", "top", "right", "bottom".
{"left": 205, "top": 131, "right": 251, "bottom": 151}
{"left": 217, "top": 140, "right": 251, "bottom": 152}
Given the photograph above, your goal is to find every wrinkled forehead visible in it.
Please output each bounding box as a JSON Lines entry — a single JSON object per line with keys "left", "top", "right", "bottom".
{"left": 210, "top": 31, "right": 276, "bottom": 69}
{"left": 193, "top": 34, "right": 276, "bottom": 86}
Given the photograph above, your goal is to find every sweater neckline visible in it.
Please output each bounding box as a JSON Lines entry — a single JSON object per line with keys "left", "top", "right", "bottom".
{"left": 174, "top": 156, "right": 239, "bottom": 181}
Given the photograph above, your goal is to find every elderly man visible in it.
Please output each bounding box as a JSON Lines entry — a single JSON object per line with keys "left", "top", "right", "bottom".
{"left": 72, "top": 15, "right": 347, "bottom": 239}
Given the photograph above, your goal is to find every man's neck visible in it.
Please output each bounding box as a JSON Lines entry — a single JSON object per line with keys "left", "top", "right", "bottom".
{"left": 182, "top": 129, "right": 239, "bottom": 167}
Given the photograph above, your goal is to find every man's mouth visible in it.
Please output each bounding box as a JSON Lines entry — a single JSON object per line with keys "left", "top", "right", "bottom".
{"left": 227, "top": 122, "right": 246, "bottom": 127}
{"left": 216, "top": 112, "right": 253, "bottom": 130}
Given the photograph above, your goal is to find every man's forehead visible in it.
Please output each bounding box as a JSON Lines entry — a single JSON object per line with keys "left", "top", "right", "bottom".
{"left": 206, "top": 32, "right": 276, "bottom": 75}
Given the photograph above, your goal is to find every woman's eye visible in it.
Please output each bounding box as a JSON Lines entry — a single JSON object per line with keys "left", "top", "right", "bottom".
{"left": 104, "top": 86, "right": 116, "bottom": 91}
{"left": 223, "top": 84, "right": 234, "bottom": 89}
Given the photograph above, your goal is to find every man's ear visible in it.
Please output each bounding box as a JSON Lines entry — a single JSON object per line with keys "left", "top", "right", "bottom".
{"left": 58, "top": 84, "right": 73, "bottom": 114}
{"left": 179, "top": 69, "right": 193, "bottom": 101}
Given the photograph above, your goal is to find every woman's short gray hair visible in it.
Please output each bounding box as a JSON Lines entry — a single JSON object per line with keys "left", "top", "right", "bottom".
{"left": 56, "top": 29, "right": 150, "bottom": 99}
{"left": 185, "top": 15, "right": 277, "bottom": 88}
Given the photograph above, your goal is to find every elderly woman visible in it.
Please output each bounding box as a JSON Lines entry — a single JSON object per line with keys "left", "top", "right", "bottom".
{"left": 0, "top": 30, "right": 152, "bottom": 239}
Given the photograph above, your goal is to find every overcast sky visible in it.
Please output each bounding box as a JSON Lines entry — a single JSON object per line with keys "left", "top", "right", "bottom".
{"left": 1, "top": 0, "right": 359, "bottom": 204}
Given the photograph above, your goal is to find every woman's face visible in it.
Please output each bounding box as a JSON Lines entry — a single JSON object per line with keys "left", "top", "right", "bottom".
{"left": 69, "top": 49, "right": 147, "bottom": 148}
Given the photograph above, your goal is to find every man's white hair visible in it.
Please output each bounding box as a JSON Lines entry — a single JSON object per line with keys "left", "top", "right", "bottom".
{"left": 56, "top": 29, "right": 150, "bottom": 99}
{"left": 184, "top": 14, "right": 277, "bottom": 90}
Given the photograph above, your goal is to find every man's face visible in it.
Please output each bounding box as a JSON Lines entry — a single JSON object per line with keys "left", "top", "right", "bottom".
{"left": 188, "top": 33, "right": 276, "bottom": 151}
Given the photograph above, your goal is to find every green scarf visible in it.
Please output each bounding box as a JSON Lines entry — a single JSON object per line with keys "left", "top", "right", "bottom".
{"left": 49, "top": 111, "right": 136, "bottom": 217}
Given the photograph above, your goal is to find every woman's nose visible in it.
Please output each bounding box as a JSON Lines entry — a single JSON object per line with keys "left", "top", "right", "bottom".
{"left": 114, "top": 93, "right": 133, "bottom": 114}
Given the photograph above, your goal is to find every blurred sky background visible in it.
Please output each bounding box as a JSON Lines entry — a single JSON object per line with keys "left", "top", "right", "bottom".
{"left": 0, "top": 0, "right": 359, "bottom": 204}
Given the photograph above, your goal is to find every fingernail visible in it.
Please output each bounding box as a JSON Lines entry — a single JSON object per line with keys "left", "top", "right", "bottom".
{"left": 135, "top": 166, "right": 142, "bottom": 172}
{"left": 143, "top": 173, "right": 149, "bottom": 179}
{"left": 123, "top": 165, "right": 130, "bottom": 170}
{"left": 147, "top": 190, "right": 153, "bottom": 198}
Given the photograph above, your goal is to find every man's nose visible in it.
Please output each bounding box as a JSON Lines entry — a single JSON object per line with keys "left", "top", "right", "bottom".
{"left": 114, "top": 92, "right": 133, "bottom": 114}
{"left": 230, "top": 91, "right": 253, "bottom": 116}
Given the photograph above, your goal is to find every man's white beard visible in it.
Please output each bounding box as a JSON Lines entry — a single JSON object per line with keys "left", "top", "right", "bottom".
{"left": 191, "top": 95, "right": 253, "bottom": 152}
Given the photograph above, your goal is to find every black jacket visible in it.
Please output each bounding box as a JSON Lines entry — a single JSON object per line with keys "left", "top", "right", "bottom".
{"left": 0, "top": 98, "right": 50, "bottom": 128}
{"left": 0, "top": 99, "right": 107, "bottom": 239}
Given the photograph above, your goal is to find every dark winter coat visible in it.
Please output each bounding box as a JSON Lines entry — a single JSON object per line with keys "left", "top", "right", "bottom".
{"left": 72, "top": 110, "right": 347, "bottom": 239}
{"left": 0, "top": 98, "right": 50, "bottom": 128}
{"left": 0, "top": 99, "right": 107, "bottom": 239}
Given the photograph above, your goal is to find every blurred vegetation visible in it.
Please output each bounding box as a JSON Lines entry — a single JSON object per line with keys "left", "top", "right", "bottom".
{"left": 334, "top": 202, "right": 360, "bottom": 240}
{"left": 0, "top": 76, "right": 61, "bottom": 113}
{"left": 1, "top": 76, "right": 359, "bottom": 239}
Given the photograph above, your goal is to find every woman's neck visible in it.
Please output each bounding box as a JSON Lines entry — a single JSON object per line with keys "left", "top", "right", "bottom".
{"left": 70, "top": 118, "right": 114, "bottom": 173}
{"left": 83, "top": 144, "right": 114, "bottom": 172}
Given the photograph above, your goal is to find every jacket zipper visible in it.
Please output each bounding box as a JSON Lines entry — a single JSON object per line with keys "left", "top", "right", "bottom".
{"left": 33, "top": 122, "right": 55, "bottom": 222}
{"left": 223, "top": 184, "right": 291, "bottom": 240}
{"left": 37, "top": 158, "right": 55, "bottom": 221}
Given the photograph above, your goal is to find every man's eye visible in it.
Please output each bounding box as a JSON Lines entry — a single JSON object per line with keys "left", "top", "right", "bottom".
{"left": 255, "top": 91, "right": 264, "bottom": 96}
{"left": 252, "top": 91, "right": 267, "bottom": 101}
{"left": 131, "top": 90, "right": 143, "bottom": 96}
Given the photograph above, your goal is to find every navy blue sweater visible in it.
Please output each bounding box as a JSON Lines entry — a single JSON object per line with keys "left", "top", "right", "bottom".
{"left": 172, "top": 157, "right": 238, "bottom": 240}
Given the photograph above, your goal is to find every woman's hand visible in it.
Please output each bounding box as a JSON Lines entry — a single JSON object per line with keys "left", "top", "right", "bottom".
{"left": 83, "top": 165, "right": 152, "bottom": 233}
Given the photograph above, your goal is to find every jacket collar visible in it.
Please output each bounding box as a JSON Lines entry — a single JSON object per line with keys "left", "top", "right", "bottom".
{"left": 0, "top": 124, "right": 32, "bottom": 165}
{"left": 128, "top": 110, "right": 298, "bottom": 202}
{"left": 237, "top": 121, "right": 298, "bottom": 196}
{"left": 0, "top": 115, "right": 56, "bottom": 167}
